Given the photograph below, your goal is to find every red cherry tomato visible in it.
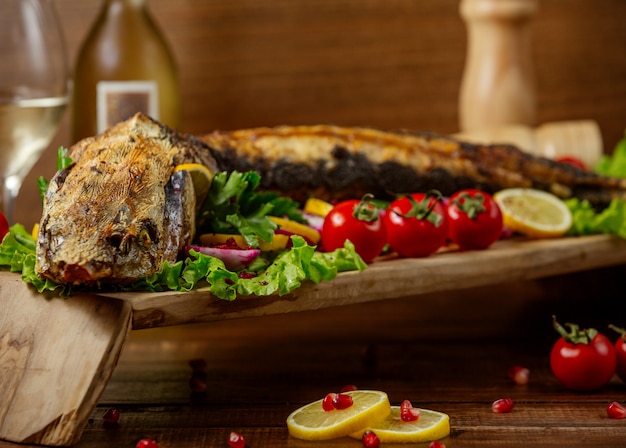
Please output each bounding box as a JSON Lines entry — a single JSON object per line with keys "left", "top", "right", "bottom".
{"left": 0, "top": 212, "right": 8, "bottom": 241}
{"left": 321, "top": 196, "right": 386, "bottom": 263}
{"left": 383, "top": 191, "right": 448, "bottom": 258}
{"left": 446, "top": 189, "right": 503, "bottom": 250}
{"left": 555, "top": 156, "right": 588, "bottom": 171}
{"left": 609, "top": 325, "right": 626, "bottom": 383}
{"left": 550, "top": 317, "right": 616, "bottom": 391}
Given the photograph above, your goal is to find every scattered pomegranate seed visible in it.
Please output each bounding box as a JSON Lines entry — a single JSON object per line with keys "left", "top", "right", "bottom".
{"left": 228, "top": 431, "right": 246, "bottom": 448}
{"left": 189, "top": 375, "right": 208, "bottom": 393}
{"left": 340, "top": 384, "right": 358, "bottom": 392}
{"left": 400, "top": 399, "right": 420, "bottom": 422}
{"left": 607, "top": 401, "right": 626, "bottom": 419}
{"left": 492, "top": 397, "right": 514, "bottom": 413}
{"left": 322, "top": 393, "right": 336, "bottom": 412}
{"left": 507, "top": 366, "right": 530, "bottom": 385}
{"left": 429, "top": 441, "right": 446, "bottom": 448}
{"left": 136, "top": 439, "right": 158, "bottom": 448}
{"left": 102, "top": 407, "right": 120, "bottom": 425}
{"left": 333, "top": 392, "right": 354, "bottom": 410}
{"left": 362, "top": 430, "right": 380, "bottom": 448}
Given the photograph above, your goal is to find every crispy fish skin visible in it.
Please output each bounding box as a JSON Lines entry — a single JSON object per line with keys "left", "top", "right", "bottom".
{"left": 202, "top": 125, "right": 626, "bottom": 205}
{"left": 36, "top": 113, "right": 219, "bottom": 285}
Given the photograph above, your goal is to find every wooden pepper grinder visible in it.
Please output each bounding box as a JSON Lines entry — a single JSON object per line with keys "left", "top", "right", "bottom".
{"left": 459, "top": 0, "right": 538, "bottom": 132}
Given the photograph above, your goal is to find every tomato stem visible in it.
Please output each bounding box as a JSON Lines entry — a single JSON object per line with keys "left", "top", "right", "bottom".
{"left": 352, "top": 194, "right": 381, "bottom": 223}
{"left": 397, "top": 190, "right": 444, "bottom": 226}
{"left": 609, "top": 324, "right": 626, "bottom": 342}
{"left": 451, "top": 192, "right": 486, "bottom": 220}
{"left": 552, "top": 315, "right": 597, "bottom": 345}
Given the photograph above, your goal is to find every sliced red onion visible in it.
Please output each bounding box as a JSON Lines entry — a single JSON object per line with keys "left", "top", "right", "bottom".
{"left": 186, "top": 245, "right": 260, "bottom": 271}
{"left": 301, "top": 212, "right": 324, "bottom": 233}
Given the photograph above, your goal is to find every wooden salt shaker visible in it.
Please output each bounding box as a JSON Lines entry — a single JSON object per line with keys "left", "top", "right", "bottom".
{"left": 459, "top": 0, "right": 538, "bottom": 132}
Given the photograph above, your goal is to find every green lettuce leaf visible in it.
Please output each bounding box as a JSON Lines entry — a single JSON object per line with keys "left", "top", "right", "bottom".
{"left": 0, "top": 226, "right": 366, "bottom": 301}
{"left": 196, "top": 171, "right": 302, "bottom": 248}
{"left": 596, "top": 130, "right": 626, "bottom": 177}
{"left": 566, "top": 197, "right": 626, "bottom": 238}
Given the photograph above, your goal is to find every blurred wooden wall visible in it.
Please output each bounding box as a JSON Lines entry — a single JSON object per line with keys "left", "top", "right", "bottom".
{"left": 16, "top": 0, "right": 626, "bottom": 226}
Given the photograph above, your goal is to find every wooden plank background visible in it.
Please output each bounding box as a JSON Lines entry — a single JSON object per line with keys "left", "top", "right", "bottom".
{"left": 16, "top": 0, "right": 626, "bottom": 226}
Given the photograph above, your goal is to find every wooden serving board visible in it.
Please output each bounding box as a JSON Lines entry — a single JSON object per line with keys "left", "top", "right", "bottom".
{"left": 2, "top": 233, "right": 626, "bottom": 446}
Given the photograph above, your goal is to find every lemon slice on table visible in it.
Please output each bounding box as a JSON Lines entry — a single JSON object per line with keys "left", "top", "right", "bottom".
{"left": 493, "top": 188, "right": 572, "bottom": 238}
{"left": 286, "top": 390, "right": 391, "bottom": 441}
{"left": 173, "top": 163, "right": 213, "bottom": 207}
{"left": 303, "top": 197, "right": 334, "bottom": 217}
{"left": 350, "top": 406, "right": 450, "bottom": 443}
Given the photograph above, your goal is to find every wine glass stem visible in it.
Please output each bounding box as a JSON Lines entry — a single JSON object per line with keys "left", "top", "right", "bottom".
{"left": 2, "top": 175, "right": 22, "bottom": 224}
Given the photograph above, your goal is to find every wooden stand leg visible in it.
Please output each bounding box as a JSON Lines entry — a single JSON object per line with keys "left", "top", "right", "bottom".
{"left": 0, "top": 273, "right": 132, "bottom": 446}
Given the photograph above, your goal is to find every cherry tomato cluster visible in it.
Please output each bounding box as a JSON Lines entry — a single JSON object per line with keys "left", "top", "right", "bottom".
{"left": 321, "top": 189, "right": 503, "bottom": 263}
{"left": 550, "top": 317, "right": 626, "bottom": 391}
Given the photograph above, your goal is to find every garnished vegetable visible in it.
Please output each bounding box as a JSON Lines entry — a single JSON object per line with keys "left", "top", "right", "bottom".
{"left": 196, "top": 170, "right": 302, "bottom": 248}
{"left": 37, "top": 146, "right": 72, "bottom": 203}
{"left": 384, "top": 191, "right": 448, "bottom": 258}
{"left": 550, "top": 316, "right": 616, "bottom": 391}
{"left": 556, "top": 156, "right": 588, "bottom": 171}
{"left": 566, "top": 197, "right": 626, "bottom": 238}
{"left": 185, "top": 244, "right": 260, "bottom": 271}
{"left": 596, "top": 130, "right": 626, "bottom": 177}
{"left": 0, "top": 226, "right": 365, "bottom": 300}
{"left": 322, "top": 195, "right": 387, "bottom": 263}
{"left": 446, "top": 189, "right": 503, "bottom": 250}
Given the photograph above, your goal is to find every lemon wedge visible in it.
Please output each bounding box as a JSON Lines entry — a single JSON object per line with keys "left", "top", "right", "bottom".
{"left": 303, "top": 197, "right": 334, "bottom": 217}
{"left": 286, "top": 390, "right": 391, "bottom": 441}
{"left": 350, "top": 406, "right": 450, "bottom": 443}
{"left": 173, "top": 163, "right": 213, "bottom": 208}
{"left": 269, "top": 216, "right": 321, "bottom": 245}
{"left": 493, "top": 188, "right": 572, "bottom": 238}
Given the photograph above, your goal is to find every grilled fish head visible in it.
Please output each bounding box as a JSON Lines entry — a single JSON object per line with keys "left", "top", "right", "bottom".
{"left": 35, "top": 113, "right": 218, "bottom": 286}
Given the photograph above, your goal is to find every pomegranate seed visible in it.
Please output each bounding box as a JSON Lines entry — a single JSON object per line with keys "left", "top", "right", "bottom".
{"left": 136, "top": 439, "right": 158, "bottom": 448}
{"left": 507, "top": 366, "right": 530, "bottom": 385}
{"left": 332, "top": 392, "right": 354, "bottom": 410}
{"left": 228, "top": 431, "right": 246, "bottom": 448}
{"left": 322, "top": 393, "right": 336, "bottom": 411}
{"left": 607, "top": 401, "right": 626, "bottom": 419}
{"left": 362, "top": 430, "right": 380, "bottom": 448}
{"left": 429, "top": 441, "right": 446, "bottom": 448}
{"left": 340, "top": 384, "right": 358, "bottom": 392}
{"left": 189, "top": 374, "right": 208, "bottom": 393}
{"left": 102, "top": 407, "right": 120, "bottom": 425}
{"left": 400, "top": 399, "right": 420, "bottom": 422}
{"left": 492, "top": 397, "right": 514, "bottom": 413}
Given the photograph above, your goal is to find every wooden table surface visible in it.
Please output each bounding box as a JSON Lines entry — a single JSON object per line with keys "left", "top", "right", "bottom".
{"left": 2, "top": 266, "right": 626, "bottom": 448}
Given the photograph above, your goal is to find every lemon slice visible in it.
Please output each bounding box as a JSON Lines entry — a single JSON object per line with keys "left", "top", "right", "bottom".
{"left": 493, "top": 188, "right": 572, "bottom": 238}
{"left": 286, "top": 390, "right": 391, "bottom": 441}
{"left": 350, "top": 406, "right": 450, "bottom": 443}
{"left": 303, "top": 197, "right": 334, "bottom": 217}
{"left": 269, "top": 216, "right": 321, "bottom": 245}
{"left": 198, "top": 232, "right": 290, "bottom": 252}
{"left": 174, "top": 163, "right": 213, "bottom": 207}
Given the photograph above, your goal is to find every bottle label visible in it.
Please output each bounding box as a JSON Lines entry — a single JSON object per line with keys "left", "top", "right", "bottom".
{"left": 96, "top": 80, "right": 159, "bottom": 133}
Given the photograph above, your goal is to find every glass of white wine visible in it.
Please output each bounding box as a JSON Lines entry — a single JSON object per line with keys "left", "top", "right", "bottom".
{"left": 0, "top": 0, "right": 69, "bottom": 223}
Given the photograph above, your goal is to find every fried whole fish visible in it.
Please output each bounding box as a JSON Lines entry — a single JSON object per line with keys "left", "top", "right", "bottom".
{"left": 36, "top": 113, "right": 218, "bottom": 285}
{"left": 202, "top": 124, "right": 626, "bottom": 205}
{"left": 36, "top": 113, "right": 626, "bottom": 286}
